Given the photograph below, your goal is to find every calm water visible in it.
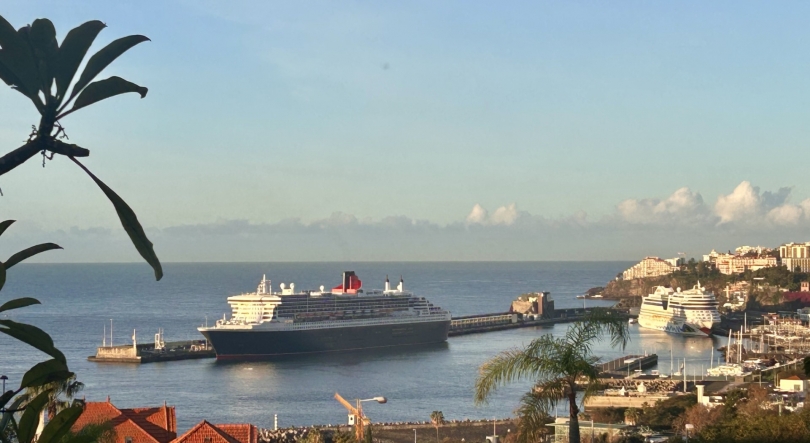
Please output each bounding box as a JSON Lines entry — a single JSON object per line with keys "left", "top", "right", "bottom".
{"left": 0, "top": 262, "right": 724, "bottom": 431}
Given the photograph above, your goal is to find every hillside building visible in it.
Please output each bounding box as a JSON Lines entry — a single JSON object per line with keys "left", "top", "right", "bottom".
{"left": 780, "top": 242, "right": 810, "bottom": 273}
{"left": 622, "top": 257, "right": 679, "bottom": 280}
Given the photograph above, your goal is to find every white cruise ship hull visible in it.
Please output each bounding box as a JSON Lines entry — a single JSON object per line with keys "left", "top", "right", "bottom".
{"left": 637, "top": 317, "right": 710, "bottom": 336}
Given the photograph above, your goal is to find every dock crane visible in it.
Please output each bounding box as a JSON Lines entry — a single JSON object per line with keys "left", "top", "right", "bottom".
{"left": 334, "top": 392, "right": 387, "bottom": 441}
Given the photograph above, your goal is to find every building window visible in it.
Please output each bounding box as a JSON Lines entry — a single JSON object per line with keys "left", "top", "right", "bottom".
{"left": 125, "top": 437, "right": 133, "bottom": 443}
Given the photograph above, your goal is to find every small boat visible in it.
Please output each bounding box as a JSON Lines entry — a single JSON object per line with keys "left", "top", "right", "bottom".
{"left": 576, "top": 295, "right": 586, "bottom": 299}
{"left": 591, "top": 294, "right": 604, "bottom": 298}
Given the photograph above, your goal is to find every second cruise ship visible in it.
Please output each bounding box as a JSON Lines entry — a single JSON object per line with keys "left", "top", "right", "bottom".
{"left": 637, "top": 283, "right": 720, "bottom": 336}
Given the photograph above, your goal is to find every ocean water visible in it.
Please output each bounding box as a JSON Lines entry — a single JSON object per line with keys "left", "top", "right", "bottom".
{"left": 0, "top": 262, "right": 724, "bottom": 431}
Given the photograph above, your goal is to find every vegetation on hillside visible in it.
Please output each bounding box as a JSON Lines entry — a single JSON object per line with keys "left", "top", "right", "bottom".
{"left": 603, "top": 260, "right": 809, "bottom": 308}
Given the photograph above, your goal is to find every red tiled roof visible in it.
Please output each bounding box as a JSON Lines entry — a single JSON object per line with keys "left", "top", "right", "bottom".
{"left": 73, "top": 400, "right": 177, "bottom": 443}
{"left": 172, "top": 421, "right": 257, "bottom": 443}
{"left": 783, "top": 375, "right": 806, "bottom": 381}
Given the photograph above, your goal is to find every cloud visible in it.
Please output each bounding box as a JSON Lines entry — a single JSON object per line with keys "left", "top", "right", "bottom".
{"left": 10, "top": 180, "right": 810, "bottom": 263}
{"left": 714, "top": 181, "right": 806, "bottom": 225}
{"left": 466, "top": 203, "right": 520, "bottom": 226}
{"left": 616, "top": 187, "right": 708, "bottom": 225}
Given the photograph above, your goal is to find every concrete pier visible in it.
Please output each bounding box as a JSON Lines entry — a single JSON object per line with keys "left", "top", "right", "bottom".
{"left": 88, "top": 340, "right": 215, "bottom": 364}
{"left": 596, "top": 354, "right": 658, "bottom": 375}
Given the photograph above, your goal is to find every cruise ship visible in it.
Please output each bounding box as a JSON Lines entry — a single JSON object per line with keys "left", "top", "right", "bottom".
{"left": 637, "top": 283, "right": 720, "bottom": 336}
{"left": 198, "top": 272, "right": 452, "bottom": 360}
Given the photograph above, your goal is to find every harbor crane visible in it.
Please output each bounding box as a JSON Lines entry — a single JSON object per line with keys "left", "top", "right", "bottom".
{"left": 334, "top": 392, "right": 387, "bottom": 441}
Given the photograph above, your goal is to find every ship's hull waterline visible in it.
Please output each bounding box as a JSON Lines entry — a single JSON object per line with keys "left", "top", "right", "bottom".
{"left": 201, "top": 319, "right": 451, "bottom": 360}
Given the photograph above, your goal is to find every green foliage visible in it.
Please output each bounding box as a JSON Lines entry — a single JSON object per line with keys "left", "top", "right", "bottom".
{"left": 637, "top": 395, "right": 695, "bottom": 430}
{"left": 0, "top": 14, "right": 160, "bottom": 280}
{"left": 331, "top": 431, "right": 357, "bottom": 443}
{"left": 475, "top": 308, "right": 629, "bottom": 443}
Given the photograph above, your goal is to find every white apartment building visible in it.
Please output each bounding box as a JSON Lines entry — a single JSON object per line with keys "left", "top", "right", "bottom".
{"left": 622, "top": 257, "right": 678, "bottom": 280}
{"left": 780, "top": 242, "right": 810, "bottom": 273}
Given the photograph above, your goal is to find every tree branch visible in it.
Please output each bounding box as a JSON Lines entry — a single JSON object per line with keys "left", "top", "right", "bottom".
{"left": 0, "top": 141, "right": 41, "bottom": 177}
{"left": 0, "top": 139, "right": 90, "bottom": 178}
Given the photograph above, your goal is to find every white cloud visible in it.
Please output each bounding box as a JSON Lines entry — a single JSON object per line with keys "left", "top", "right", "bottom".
{"left": 714, "top": 181, "right": 805, "bottom": 225}
{"left": 767, "top": 205, "right": 803, "bottom": 225}
{"left": 466, "top": 203, "right": 519, "bottom": 226}
{"left": 616, "top": 187, "right": 708, "bottom": 225}
{"left": 714, "top": 181, "right": 766, "bottom": 224}
{"left": 466, "top": 204, "right": 488, "bottom": 224}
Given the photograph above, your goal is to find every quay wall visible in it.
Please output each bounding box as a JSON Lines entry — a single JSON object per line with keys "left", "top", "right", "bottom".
{"left": 584, "top": 395, "right": 671, "bottom": 409}
{"left": 96, "top": 346, "right": 138, "bottom": 359}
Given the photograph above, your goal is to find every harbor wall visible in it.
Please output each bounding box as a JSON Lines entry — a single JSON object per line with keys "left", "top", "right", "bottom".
{"left": 96, "top": 346, "right": 137, "bottom": 359}
{"left": 584, "top": 395, "right": 671, "bottom": 409}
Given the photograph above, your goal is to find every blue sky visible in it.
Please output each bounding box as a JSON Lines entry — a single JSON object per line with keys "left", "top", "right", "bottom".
{"left": 1, "top": 1, "right": 810, "bottom": 262}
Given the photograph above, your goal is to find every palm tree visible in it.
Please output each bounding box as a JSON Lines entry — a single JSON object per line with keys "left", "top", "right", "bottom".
{"left": 474, "top": 308, "right": 629, "bottom": 443}
{"left": 429, "top": 411, "right": 444, "bottom": 443}
{"left": 22, "top": 374, "right": 84, "bottom": 419}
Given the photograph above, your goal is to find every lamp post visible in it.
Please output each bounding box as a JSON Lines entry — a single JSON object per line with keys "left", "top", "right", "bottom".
{"left": 413, "top": 429, "right": 417, "bottom": 443}
{"left": 355, "top": 396, "right": 387, "bottom": 441}
{"left": 0, "top": 375, "right": 7, "bottom": 392}
{"left": 685, "top": 423, "right": 694, "bottom": 443}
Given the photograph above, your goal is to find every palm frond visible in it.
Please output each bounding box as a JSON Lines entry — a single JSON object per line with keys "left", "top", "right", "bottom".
{"left": 475, "top": 335, "right": 566, "bottom": 404}
{"left": 514, "top": 385, "right": 557, "bottom": 443}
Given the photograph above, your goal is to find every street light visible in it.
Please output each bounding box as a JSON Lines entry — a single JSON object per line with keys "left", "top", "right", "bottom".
{"left": 0, "top": 375, "right": 7, "bottom": 392}
{"left": 413, "top": 428, "right": 417, "bottom": 443}
{"left": 685, "top": 423, "right": 694, "bottom": 443}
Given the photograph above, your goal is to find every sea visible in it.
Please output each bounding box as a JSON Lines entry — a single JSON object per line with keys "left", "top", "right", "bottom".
{"left": 0, "top": 262, "right": 725, "bottom": 432}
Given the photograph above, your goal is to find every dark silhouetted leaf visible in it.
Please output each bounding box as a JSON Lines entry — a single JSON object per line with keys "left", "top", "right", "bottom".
{"left": 0, "top": 297, "right": 41, "bottom": 313}
{"left": 71, "top": 158, "right": 162, "bottom": 280}
{"left": 0, "top": 15, "right": 41, "bottom": 103}
{"left": 28, "top": 19, "right": 58, "bottom": 93}
{"left": 0, "top": 220, "right": 15, "bottom": 236}
{"left": 37, "top": 404, "right": 83, "bottom": 443}
{"left": 67, "top": 34, "right": 149, "bottom": 104}
{"left": 0, "top": 397, "right": 25, "bottom": 434}
{"left": 0, "top": 320, "right": 66, "bottom": 362}
{"left": 0, "top": 262, "right": 5, "bottom": 292}
{"left": 17, "top": 391, "right": 50, "bottom": 443}
{"left": 5, "top": 243, "right": 62, "bottom": 269}
{"left": 53, "top": 20, "right": 105, "bottom": 104}
{"left": 20, "top": 359, "right": 72, "bottom": 389}
{"left": 58, "top": 76, "right": 147, "bottom": 118}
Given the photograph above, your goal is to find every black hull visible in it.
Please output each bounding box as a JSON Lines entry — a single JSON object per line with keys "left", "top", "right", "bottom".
{"left": 200, "top": 320, "right": 450, "bottom": 360}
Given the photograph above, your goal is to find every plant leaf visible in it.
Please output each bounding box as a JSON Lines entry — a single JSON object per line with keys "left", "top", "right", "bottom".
{"left": 0, "top": 297, "right": 41, "bottom": 313}
{"left": 58, "top": 76, "right": 147, "bottom": 118}
{"left": 20, "top": 359, "right": 72, "bottom": 389}
{"left": 0, "top": 262, "right": 5, "bottom": 292}
{"left": 5, "top": 243, "right": 63, "bottom": 269}
{"left": 37, "top": 404, "right": 83, "bottom": 443}
{"left": 0, "top": 397, "right": 26, "bottom": 436}
{"left": 28, "top": 19, "right": 58, "bottom": 93}
{"left": 71, "top": 158, "right": 162, "bottom": 280}
{"left": 67, "top": 34, "right": 149, "bottom": 104}
{"left": 0, "top": 220, "right": 15, "bottom": 237}
{"left": 0, "top": 320, "right": 66, "bottom": 363}
{"left": 0, "top": 15, "right": 41, "bottom": 101}
{"left": 52, "top": 20, "right": 105, "bottom": 104}
{"left": 17, "top": 390, "right": 51, "bottom": 443}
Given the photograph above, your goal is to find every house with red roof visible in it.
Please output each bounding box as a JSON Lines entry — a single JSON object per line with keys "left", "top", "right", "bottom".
{"left": 172, "top": 421, "right": 257, "bottom": 443}
{"left": 72, "top": 398, "right": 177, "bottom": 443}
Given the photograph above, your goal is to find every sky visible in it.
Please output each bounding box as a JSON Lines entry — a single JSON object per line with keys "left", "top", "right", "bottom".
{"left": 1, "top": 1, "right": 810, "bottom": 262}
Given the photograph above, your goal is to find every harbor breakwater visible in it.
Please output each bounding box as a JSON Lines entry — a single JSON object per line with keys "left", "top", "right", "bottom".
{"left": 258, "top": 419, "right": 517, "bottom": 443}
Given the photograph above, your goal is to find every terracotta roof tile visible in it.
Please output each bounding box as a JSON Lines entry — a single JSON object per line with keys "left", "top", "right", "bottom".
{"left": 173, "top": 422, "right": 256, "bottom": 443}
{"left": 73, "top": 401, "right": 177, "bottom": 443}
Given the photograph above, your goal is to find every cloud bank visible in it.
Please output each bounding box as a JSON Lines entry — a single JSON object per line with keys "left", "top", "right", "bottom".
{"left": 5, "top": 181, "right": 810, "bottom": 263}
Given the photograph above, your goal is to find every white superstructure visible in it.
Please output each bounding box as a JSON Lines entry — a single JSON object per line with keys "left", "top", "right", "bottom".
{"left": 637, "top": 283, "right": 720, "bottom": 336}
